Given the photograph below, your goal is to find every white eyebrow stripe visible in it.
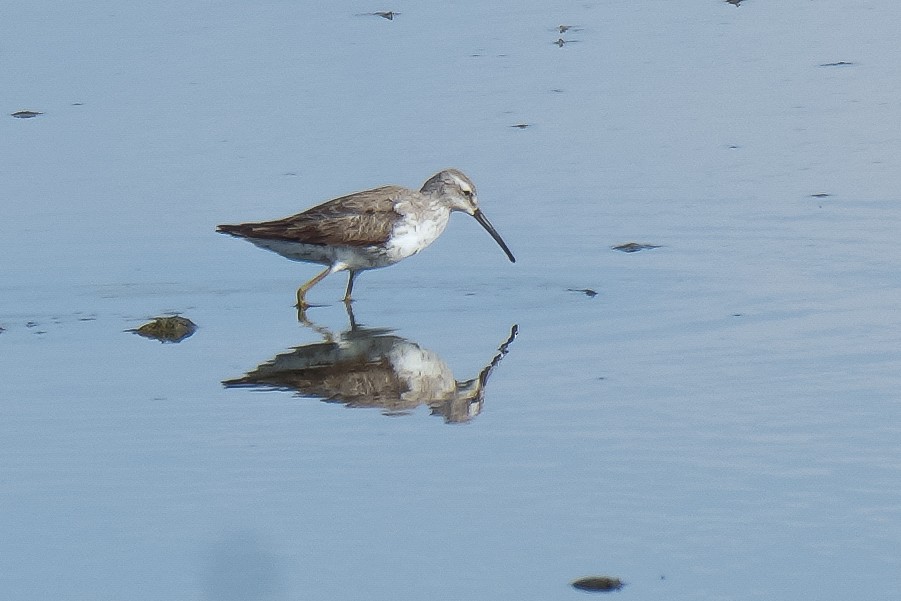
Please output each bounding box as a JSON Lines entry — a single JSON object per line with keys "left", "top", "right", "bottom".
{"left": 450, "top": 173, "right": 473, "bottom": 193}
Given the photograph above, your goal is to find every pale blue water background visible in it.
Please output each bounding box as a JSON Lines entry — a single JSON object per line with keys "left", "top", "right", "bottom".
{"left": 3, "top": 1, "right": 901, "bottom": 599}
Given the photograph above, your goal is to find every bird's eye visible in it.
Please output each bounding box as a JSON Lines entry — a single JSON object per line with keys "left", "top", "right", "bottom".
{"left": 463, "top": 189, "right": 473, "bottom": 199}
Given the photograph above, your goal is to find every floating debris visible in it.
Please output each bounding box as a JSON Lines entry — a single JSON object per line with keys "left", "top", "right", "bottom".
{"left": 726, "top": 0, "right": 743, "bottom": 6}
{"left": 357, "top": 11, "right": 400, "bottom": 20}
{"left": 572, "top": 576, "right": 625, "bottom": 592}
{"left": 568, "top": 288, "right": 598, "bottom": 298}
{"left": 819, "top": 61, "right": 854, "bottom": 67}
{"left": 612, "top": 242, "right": 661, "bottom": 253}
{"left": 130, "top": 316, "right": 197, "bottom": 343}
{"left": 11, "top": 110, "right": 42, "bottom": 118}
{"left": 553, "top": 37, "right": 581, "bottom": 47}
{"left": 810, "top": 193, "right": 831, "bottom": 198}
{"left": 510, "top": 123, "right": 531, "bottom": 129}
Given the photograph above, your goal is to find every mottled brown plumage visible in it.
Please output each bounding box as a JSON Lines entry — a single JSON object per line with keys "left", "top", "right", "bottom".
{"left": 217, "top": 186, "right": 404, "bottom": 247}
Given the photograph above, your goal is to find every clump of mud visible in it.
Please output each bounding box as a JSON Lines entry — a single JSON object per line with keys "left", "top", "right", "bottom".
{"left": 130, "top": 316, "right": 197, "bottom": 343}
{"left": 571, "top": 576, "right": 625, "bottom": 592}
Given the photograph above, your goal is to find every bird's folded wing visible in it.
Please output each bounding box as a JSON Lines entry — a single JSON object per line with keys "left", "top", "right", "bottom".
{"left": 219, "top": 186, "right": 405, "bottom": 247}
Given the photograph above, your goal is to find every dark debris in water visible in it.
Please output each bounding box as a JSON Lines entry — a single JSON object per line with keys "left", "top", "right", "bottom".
{"left": 568, "top": 288, "right": 598, "bottom": 298}
{"left": 810, "top": 193, "right": 831, "bottom": 198}
{"left": 357, "top": 11, "right": 399, "bottom": 20}
{"left": 612, "top": 242, "right": 661, "bottom": 253}
{"left": 11, "top": 110, "right": 43, "bottom": 118}
{"left": 510, "top": 123, "right": 531, "bottom": 129}
{"left": 819, "top": 61, "right": 855, "bottom": 67}
{"left": 572, "top": 576, "right": 625, "bottom": 592}
{"left": 726, "top": 0, "right": 744, "bottom": 6}
{"left": 130, "top": 316, "right": 197, "bottom": 343}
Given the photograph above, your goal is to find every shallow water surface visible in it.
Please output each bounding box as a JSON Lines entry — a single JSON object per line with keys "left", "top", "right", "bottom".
{"left": 3, "top": 1, "right": 901, "bottom": 600}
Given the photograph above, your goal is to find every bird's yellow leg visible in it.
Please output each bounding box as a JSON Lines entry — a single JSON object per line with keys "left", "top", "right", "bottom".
{"left": 296, "top": 266, "right": 332, "bottom": 308}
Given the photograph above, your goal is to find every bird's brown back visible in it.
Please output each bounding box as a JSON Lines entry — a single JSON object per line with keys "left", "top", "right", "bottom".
{"left": 217, "top": 185, "right": 406, "bottom": 247}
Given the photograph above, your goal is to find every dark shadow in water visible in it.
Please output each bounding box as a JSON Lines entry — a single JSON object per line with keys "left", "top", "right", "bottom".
{"left": 223, "top": 305, "right": 517, "bottom": 424}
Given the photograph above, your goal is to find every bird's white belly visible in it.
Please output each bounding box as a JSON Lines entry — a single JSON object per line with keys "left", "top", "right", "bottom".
{"left": 385, "top": 213, "right": 449, "bottom": 262}
{"left": 247, "top": 238, "right": 389, "bottom": 270}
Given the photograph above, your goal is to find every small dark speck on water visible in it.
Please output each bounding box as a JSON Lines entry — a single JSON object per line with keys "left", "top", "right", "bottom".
{"left": 572, "top": 576, "right": 625, "bottom": 592}
{"left": 26, "top": 321, "right": 39, "bottom": 328}
{"left": 726, "top": 0, "right": 743, "bottom": 6}
{"left": 612, "top": 242, "right": 661, "bottom": 253}
{"left": 11, "top": 110, "right": 42, "bottom": 118}
{"left": 510, "top": 123, "right": 531, "bottom": 129}
{"left": 810, "top": 193, "right": 831, "bottom": 198}
{"left": 72, "top": 102, "right": 84, "bottom": 106}
{"left": 819, "top": 61, "right": 854, "bottom": 67}
{"left": 551, "top": 88, "right": 565, "bottom": 93}
{"left": 568, "top": 288, "right": 598, "bottom": 297}
{"left": 732, "top": 313, "right": 743, "bottom": 317}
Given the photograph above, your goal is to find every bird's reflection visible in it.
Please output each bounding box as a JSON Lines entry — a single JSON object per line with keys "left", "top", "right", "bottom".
{"left": 223, "top": 306, "right": 517, "bottom": 423}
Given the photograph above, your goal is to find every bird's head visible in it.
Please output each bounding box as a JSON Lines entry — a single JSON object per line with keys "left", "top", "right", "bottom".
{"left": 421, "top": 169, "right": 515, "bottom": 263}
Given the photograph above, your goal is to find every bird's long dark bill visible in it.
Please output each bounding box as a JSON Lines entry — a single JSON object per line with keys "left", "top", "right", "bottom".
{"left": 473, "top": 209, "right": 516, "bottom": 263}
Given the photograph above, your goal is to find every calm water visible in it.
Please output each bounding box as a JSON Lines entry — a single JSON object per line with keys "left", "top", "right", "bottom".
{"left": 3, "top": 1, "right": 901, "bottom": 599}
